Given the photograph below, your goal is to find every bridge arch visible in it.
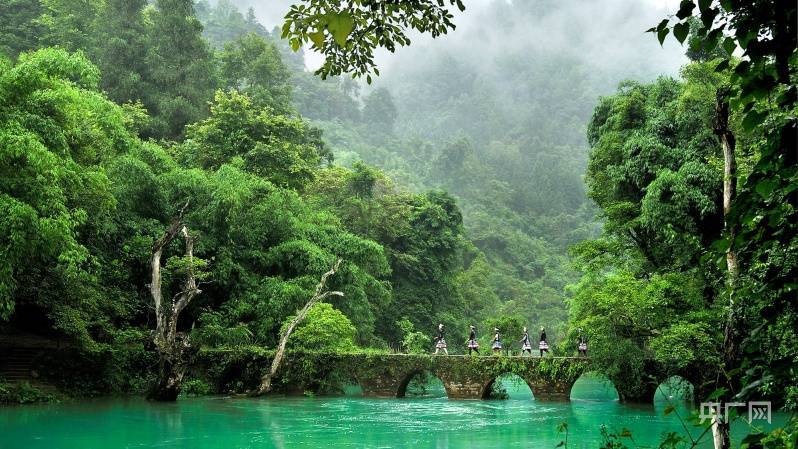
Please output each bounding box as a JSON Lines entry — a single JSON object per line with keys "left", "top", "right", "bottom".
{"left": 397, "top": 370, "right": 447, "bottom": 398}
{"left": 654, "top": 375, "right": 694, "bottom": 404}
{"left": 569, "top": 371, "right": 619, "bottom": 401}
{"left": 481, "top": 372, "right": 535, "bottom": 400}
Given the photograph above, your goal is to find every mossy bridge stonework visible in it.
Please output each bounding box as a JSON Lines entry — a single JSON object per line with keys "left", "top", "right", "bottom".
{"left": 196, "top": 351, "right": 710, "bottom": 403}
{"left": 347, "top": 354, "right": 586, "bottom": 400}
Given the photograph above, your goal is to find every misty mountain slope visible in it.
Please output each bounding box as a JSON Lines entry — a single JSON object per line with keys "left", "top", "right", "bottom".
{"left": 202, "top": 0, "right": 685, "bottom": 336}
{"left": 364, "top": 0, "right": 686, "bottom": 276}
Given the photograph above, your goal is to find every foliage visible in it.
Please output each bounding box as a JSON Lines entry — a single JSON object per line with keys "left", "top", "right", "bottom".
{"left": 0, "top": 40, "right": 401, "bottom": 394}
{"left": 281, "top": 302, "right": 357, "bottom": 352}
{"left": 181, "top": 378, "right": 211, "bottom": 397}
{"left": 305, "top": 165, "right": 468, "bottom": 344}
{"left": 218, "top": 33, "right": 294, "bottom": 115}
{"left": 361, "top": 87, "right": 397, "bottom": 133}
{"left": 142, "top": 0, "right": 217, "bottom": 139}
{"left": 178, "top": 90, "right": 326, "bottom": 189}
{"left": 0, "top": 48, "right": 127, "bottom": 339}
{"left": 91, "top": 0, "right": 149, "bottom": 105}
{"left": 0, "top": 381, "right": 58, "bottom": 405}
{"left": 655, "top": 0, "right": 798, "bottom": 410}
{"left": 0, "top": 0, "right": 43, "bottom": 58}
{"left": 280, "top": 0, "right": 465, "bottom": 81}
{"left": 396, "top": 318, "right": 430, "bottom": 354}
{"left": 195, "top": 0, "right": 269, "bottom": 48}
{"left": 570, "top": 61, "right": 741, "bottom": 398}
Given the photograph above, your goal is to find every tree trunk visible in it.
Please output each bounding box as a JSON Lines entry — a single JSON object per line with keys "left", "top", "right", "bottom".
{"left": 147, "top": 202, "right": 203, "bottom": 401}
{"left": 712, "top": 89, "right": 737, "bottom": 449}
{"left": 255, "top": 258, "right": 343, "bottom": 396}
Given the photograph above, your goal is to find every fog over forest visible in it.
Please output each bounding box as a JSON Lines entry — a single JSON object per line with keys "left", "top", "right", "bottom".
{"left": 220, "top": 0, "right": 688, "bottom": 337}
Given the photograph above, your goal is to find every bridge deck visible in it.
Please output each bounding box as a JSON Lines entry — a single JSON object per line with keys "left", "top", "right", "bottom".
{"left": 370, "top": 354, "right": 589, "bottom": 360}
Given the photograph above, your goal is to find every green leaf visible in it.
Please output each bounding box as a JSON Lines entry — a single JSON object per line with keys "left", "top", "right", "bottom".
{"left": 289, "top": 38, "right": 301, "bottom": 52}
{"left": 755, "top": 179, "right": 777, "bottom": 199}
{"left": 676, "top": 0, "right": 695, "bottom": 19}
{"left": 734, "top": 60, "right": 751, "bottom": 75}
{"left": 742, "top": 110, "right": 766, "bottom": 130}
{"left": 664, "top": 404, "right": 675, "bottom": 416}
{"left": 673, "top": 22, "right": 690, "bottom": 43}
{"left": 656, "top": 19, "right": 669, "bottom": 31}
{"left": 698, "top": 0, "right": 711, "bottom": 11}
{"left": 309, "top": 30, "right": 325, "bottom": 48}
{"left": 620, "top": 428, "right": 633, "bottom": 438}
{"left": 722, "top": 37, "right": 735, "bottom": 55}
{"left": 327, "top": 12, "right": 354, "bottom": 47}
{"left": 658, "top": 27, "right": 670, "bottom": 46}
{"left": 714, "top": 59, "right": 730, "bottom": 72}
{"left": 707, "top": 388, "right": 727, "bottom": 401}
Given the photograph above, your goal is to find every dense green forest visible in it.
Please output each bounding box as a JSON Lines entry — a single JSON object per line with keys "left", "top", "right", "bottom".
{"left": 1, "top": 0, "right": 633, "bottom": 365}
{"left": 0, "top": 0, "right": 481, "bottom": 393}
{"left": 208, "top": 0, "right": 692, "bottom": 343}
{"left": 1, "top": 3, "right": 796, "bottom": 442}
{"left": 0, "top": 0, "right": 686, "bottom": 366}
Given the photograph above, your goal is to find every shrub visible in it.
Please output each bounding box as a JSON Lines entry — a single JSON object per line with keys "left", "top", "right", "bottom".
{"left": 181, "top": 379, "right": 211, "bottom": 397}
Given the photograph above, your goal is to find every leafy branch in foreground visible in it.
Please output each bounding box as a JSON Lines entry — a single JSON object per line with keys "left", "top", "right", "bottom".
{"left": 281, "top": 0, "right": 465, "bottom": 82}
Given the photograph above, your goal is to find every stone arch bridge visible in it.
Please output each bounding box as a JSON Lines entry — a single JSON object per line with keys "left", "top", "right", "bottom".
{"left": 349, "top": 354, "right": 587, "bottom": 400}
{"left": 196, "top": 351, "right": 706, "bottom": 403}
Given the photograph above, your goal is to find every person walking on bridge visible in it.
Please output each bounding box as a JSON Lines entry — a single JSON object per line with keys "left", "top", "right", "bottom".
{"left": 520, "top": 327, "right": 533, "bottom": 356}
{"left": 492, "top": 328, "right": 503, "bottom": 354}
{"left": 467, "top": 325, "right": 480, "bottom": 355}
{"left": 577, "top": 328, "right": 588, "bottom": 357}
{"left": 434, "top": 323, "right": 448, "bottom": 355}
{"left": 538, "top": 327, "right": 549, "bottom": 357}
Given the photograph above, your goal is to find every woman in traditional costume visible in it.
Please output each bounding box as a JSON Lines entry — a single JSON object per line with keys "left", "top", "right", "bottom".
{"left": 520, "top": 327, "right": 532, "bottom": 356}
{"left": 492, "top": 328, "right": 502, "bottom": 353}
{"left": 539, "top": 327, "right": 549, "bottom": 357}
{"left": 467, "top": 325, "right": 480, "bottom": 355}
{"left": 434, "top": 323, "right": 448, "bottom": 355}
{"left": 577, "top": 329, "right": 587, "bottom": 357}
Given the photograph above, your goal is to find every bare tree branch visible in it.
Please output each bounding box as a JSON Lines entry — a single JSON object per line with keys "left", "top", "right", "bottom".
{"left": 255, "top": 258, "right": 343, "bottom": 396}
{"left": 148, "top": 203, "right": 205, "bottom": 401}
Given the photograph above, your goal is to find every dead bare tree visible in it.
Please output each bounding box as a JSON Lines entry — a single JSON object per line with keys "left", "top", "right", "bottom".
{"left": 255, "top": 258, "right": 343, "bottom": 395}
{"left": 147, "top": 202, "right": 204, "bottom": 401}
{"left": 711, "top": 87, "right": 738, "bottom": 449}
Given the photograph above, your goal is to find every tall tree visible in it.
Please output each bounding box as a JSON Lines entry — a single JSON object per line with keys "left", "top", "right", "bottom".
{"left": 658, "top": 2, "right": 797, "bottom": 445}
{"left": 144, "top": 0, "right": 217, "bottom": 140}
{"left": 92, "top": 0, "right": 150, "bottom": 105}
{"left": 37, "top": 0, "right": 102, "bottom": 52}
{"left": 219, "top": 33, "right": 294, "bottom": 114}
{"left": 362, "top": 88, "right": 397, "bottom": 134}
{"left": 0, "top": 0, "right": 43, "bottom": 58}
{"left": 178, "top": 90, "right": 326, "bottom": 189}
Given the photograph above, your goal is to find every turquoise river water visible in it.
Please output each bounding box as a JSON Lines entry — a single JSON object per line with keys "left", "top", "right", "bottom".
{"left": 0, "top": 375, "right": 786, "bottom": 449}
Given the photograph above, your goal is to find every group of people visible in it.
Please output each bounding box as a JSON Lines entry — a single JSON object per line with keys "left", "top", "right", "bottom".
{"left": 432, "top": 324, "right": 588, "bottom": 357}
